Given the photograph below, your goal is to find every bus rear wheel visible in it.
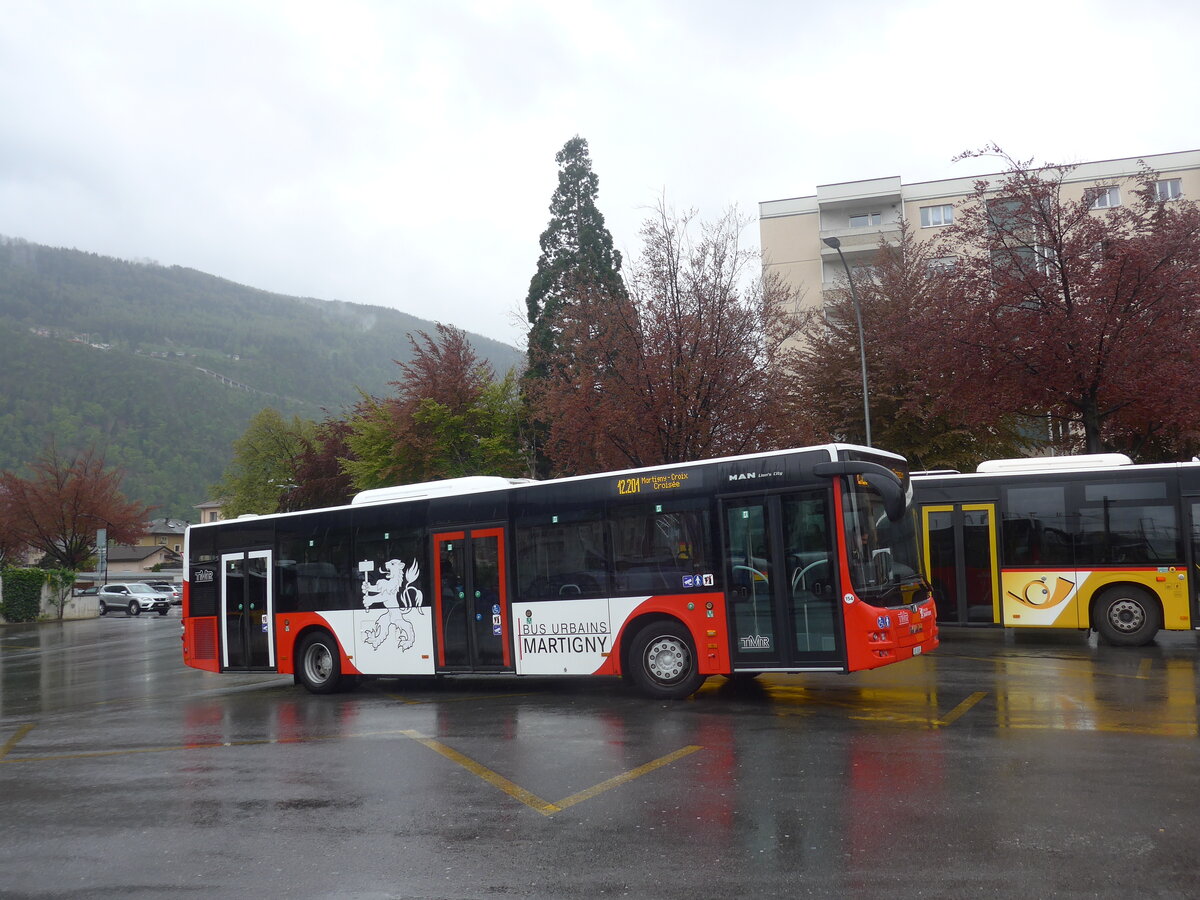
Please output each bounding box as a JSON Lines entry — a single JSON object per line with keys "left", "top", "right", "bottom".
{"left": 1094, "top": 586, "right": 1161, "bottom": 647}
{"left": 296, "top": 631, "right": 346, "bottom": 694}
{"left": 627, "top": 621, "right": 705, "bottom": 700}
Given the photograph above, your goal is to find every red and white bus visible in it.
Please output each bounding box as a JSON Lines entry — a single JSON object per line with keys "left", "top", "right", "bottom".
{"left": 182, "top": 444, "right": 938, "bottom": 698}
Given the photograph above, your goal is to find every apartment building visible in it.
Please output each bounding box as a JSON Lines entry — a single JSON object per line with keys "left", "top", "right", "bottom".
{"left": 759, "top": 148, "right": 1200, "bottom": 312}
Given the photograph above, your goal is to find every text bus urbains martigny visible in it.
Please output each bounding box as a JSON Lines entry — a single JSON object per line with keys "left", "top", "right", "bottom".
{"left": 182, "top": 444, "right": 938, "bottom": 699}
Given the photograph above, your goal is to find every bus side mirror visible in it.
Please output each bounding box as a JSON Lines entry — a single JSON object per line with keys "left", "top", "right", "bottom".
{"left": 813, "top": 460, "right": 908, "bottom": 522}
{"left": 860, "top": 472, "right": 907, "bottom": 522}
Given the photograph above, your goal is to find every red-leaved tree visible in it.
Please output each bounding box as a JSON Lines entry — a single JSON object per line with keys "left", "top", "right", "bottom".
{"left": 287, "top": 417, "right": 356, "bottom": 511}
{"left": 0, "top": 446, "right": 152, "bottom": 570}
{"left": 793, "top": 220, "right": 1031, "bottom": 469}
{"left": 529, "top": 201, "right": 814, "bottom": 474}
{"left": 926, "top": 146, "right": 1200, "bottom": 457}
{"left": 343, "top": 325, "right": 526, "bottom": 488}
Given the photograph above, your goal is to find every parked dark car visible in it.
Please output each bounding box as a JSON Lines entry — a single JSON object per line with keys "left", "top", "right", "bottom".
{"left": 97, "top": 583, "right": 172, "bottom": 616}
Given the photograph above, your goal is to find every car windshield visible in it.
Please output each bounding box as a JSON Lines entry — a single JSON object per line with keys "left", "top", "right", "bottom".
{"left": 840, "top": 476, "right": 929, "bottom": 608}
{"left": 127, "top": 585, "right": 157, "bottom": 594}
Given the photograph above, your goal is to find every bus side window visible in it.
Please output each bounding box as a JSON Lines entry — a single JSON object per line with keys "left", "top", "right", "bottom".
{"left": 515, "top": 517, "right": 608, "bottom": 600}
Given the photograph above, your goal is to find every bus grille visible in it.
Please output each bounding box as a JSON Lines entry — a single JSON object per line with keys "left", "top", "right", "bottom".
{"left": 193, "top": 619, "right": 218, "bottom": 661}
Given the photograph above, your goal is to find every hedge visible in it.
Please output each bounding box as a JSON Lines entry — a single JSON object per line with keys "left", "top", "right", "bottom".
{"left": 0, "top": 567, "right": 46, "bottom": 623}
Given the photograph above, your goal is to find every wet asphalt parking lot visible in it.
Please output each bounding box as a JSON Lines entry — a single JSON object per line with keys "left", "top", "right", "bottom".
{"left": 2, "top": 613, "right": 1199, "bottom": 898}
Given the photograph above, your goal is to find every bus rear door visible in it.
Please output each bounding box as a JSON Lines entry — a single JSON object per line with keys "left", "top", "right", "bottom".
{"left": 220, "top": 549, "right": 275, "bottom": 671}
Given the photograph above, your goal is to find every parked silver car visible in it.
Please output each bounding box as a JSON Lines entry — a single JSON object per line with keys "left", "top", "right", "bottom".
{"left": 97, "top": 583, "right": 172, "bottom": 617}
{"left": 146, "top": 581, "right": 182, "bottom": 605}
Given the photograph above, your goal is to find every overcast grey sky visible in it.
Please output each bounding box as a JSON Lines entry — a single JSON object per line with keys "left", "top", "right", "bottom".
{"left": 2, "top": 0, "right": 1196, "bottom": 347}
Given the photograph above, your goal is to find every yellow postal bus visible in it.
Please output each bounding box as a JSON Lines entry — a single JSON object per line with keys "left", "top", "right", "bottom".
{"left": 912, "top": 455, "right": 1200, "bottom": 645}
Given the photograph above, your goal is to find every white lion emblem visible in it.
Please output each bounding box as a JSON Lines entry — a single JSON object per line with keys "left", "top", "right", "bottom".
{"left": 359, "top": 558, "right": 424, "bottom": 651}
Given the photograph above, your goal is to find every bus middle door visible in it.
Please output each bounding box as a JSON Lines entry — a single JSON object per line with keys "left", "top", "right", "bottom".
{"left": 433, "top": 528, "right": 512, "bottom": 671}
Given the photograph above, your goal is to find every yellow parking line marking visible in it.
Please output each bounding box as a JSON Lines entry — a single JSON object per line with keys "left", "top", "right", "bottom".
{"left": 401, "top": 729, "right": 702, "bottom": 817}
{"left": 937, "top": 691, "right": 987, "bottom": 727}
{"left": 554, "top": 745, "right": 702, "bottom": 811}
{"left": 1, "top": 723, "right": 35, "bottom": 758}
{"left": 1138, "top": 658, "right": 1153, "bottom": 680}
{"left": 401, "top": 729, "right": 561, "bottom": 815}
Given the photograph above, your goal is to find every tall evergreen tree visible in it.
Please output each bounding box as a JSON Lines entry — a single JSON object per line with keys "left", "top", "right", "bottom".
{"left": 524, "top": 136, "right": 627, "bottom": 475}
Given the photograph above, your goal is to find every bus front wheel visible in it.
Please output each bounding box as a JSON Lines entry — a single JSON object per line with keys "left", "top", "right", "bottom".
{"left": 1094, "top": 586, "right": 1161, "bottom": 647}
{"left": 296, "top": 631, "right": 346, "bottom": 694}
{"left": 627, "top": 621, "right": 705, "bottom": 700}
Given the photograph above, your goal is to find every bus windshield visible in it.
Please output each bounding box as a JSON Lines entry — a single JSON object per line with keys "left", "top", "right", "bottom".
{"left": 842, "top": 477, "right": 928, "bottom": 608}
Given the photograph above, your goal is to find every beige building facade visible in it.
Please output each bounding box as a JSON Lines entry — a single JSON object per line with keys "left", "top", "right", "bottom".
{"left": 759, "top": 148, "right": 1200, "bottom": 312}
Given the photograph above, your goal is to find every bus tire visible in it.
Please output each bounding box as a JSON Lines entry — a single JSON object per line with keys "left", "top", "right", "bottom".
{"left": 1094, "top": 586, "right": 1161, "bottom": 647}
{"left": 296, "top": 631, "right": 345, "bottom": 694}
{"left": 627, "top": 620, "right": 705, "bottom": 700}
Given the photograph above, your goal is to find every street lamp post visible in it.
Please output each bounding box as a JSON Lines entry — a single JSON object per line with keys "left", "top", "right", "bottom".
{"left": 822, "top": 236, "right": 872, "bottom": 447}
{"left": 79, "top": 514, "right": 111, "bottom": 585}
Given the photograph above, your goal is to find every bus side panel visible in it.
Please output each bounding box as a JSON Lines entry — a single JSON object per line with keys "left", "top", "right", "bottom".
{"left": 1000, "top": 568, "right": 1191, "bottom": 630}
{"left": 512, "top": 597, "right": 621, "bottom": 676}
{"left": 608, "top": 593, "right": 731, "bottom": 677}
{"left": 182, "top": 617, "right": 220, "bottom": 673}
{"left": 276, "top": 612, "right": 361, "bottom": 677}
{"left": 511, "top": 593, "right": 729, "bottom": 677}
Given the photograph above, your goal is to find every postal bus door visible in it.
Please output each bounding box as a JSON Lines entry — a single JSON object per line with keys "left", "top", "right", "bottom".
{"left": 1187, "top": 496, "right": 1200, "bottom": 625}
{"left": 220, "top": 549, "right": 275, "bottom": 671}
{"left": 433, "top": 528, "right": 511, "bottom": 670}
{"left": 920, "top": 503, "right": 999, "bottom": 625}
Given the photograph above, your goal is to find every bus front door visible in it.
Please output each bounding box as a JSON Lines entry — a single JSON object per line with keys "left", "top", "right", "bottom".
{"left": 920, "top": 504, "right": 999, "bottom": 625}
{"left": 433, "top": 528, "right": 511, "bottom": 671}
{"left": 724, "top": 492, "right": 841, "bottom": 670}
{"left": 220, "top": 549, "right": 275, "bottom": 671}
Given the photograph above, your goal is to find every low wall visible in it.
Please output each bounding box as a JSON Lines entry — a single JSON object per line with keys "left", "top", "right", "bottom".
{"left": 54, "top": 593, "right": 100, "bottom": 619}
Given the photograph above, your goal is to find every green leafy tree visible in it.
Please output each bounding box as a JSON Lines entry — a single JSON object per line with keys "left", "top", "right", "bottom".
{"left": 210, "top": 408, "right": 316, "bottom": 516}
{"left": 44, "top": 568, "right": 76, "bottom": 621}
{"left": 524, "top": 136, "right": 628, "bottom": 475}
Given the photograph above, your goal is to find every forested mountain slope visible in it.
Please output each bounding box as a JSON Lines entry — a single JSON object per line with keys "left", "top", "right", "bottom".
{"left": 0, "top": 237, "right": 523, "bottom": 518}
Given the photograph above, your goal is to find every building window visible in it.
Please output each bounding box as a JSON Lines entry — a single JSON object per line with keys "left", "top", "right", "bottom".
{"left": 920, "top": 204, "right": 954, "bottom": 227}
{"left": 926, "top": 256, "right": 957, "bottom": 273}
{"left": 1155, "top": 178, "right": 1182, "bottom": 202}
{"left": 987, "top": 197, "right": 1026, "bottom": 233}
{"left": 1088, "top": 186, "right": 1120, "bottom": 209}
{"left": 848, "top": 212, "right": 881, "bottom": 228}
